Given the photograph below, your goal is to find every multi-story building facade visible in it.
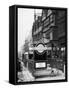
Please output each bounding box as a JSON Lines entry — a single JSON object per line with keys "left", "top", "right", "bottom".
{"left": 56, "top": 10, "right": 66, "bottom": 50}
{"left": 32, "top": 16, "right": 43, "bottom": 46}
{"left": 32, "top": 9, "right": 66, "bottom": 56}
{"left": 32, "top": 9, "right": 57, "bottom": 47}
{"left": 42, "top": 9, "right": 57, "bottom": 45}
{"left": 31, "top": 9, "right": 66, "bottom": 72}
{"left": 42, "top": 9, "right": 65, "bottom": 45}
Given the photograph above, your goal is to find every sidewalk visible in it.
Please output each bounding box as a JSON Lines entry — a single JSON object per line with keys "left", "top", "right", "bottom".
{"left": 34, "top": 67, "right": 65, "bottom": 81}
{"left": 18, "top": 63, "right": 35, "bottom": 82}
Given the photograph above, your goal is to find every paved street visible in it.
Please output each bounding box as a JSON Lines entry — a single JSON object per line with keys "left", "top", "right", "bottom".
{"left": 35, "top": 68, "right": 65, "bottom": 81}
{"left": 17, "top": 62, "right": 65, "bottom": 82}
{"left": 35, "top": 75, "right": 65, "bottom": 81}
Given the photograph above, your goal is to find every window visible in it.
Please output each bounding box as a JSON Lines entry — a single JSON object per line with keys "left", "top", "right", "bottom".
{"left": 50, "top": 32, "right": 53, "bottom": 40}
{"left": 43, "top": 33, "right": 46, "bottom": 38}
{"left": 44, "top": 18, "right": 49, "bottom": 27}
{"left": 50, "top": 14, "right": 54, "bottom": 22}
{"left": 46, "top": 33, "right": 50, "bottom": 39}
{"left": 47, "top": 9, "right": 52, "bottom": 16}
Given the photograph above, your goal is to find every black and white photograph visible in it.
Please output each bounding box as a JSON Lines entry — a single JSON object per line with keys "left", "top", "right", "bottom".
{"left": 16, "top": 6, "right": 67, "bottom": 83}
{"left": 0, "top": 0, "right": 69, "bottom": 89}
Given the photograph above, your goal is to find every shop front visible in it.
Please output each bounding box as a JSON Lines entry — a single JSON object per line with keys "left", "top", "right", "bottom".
{"left": 45, "top": 40, "right": 65, "bottom": 72}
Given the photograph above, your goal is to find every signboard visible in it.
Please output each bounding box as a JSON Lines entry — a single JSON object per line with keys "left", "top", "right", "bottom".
{"left": 35, "top": 62, "right": 46, "bottom": 68}
{"left": 35, "top": 44, "right": 45, "bottom": 53}
{"left": 29, "top": 44, "right": 52, "bottom": 52}
{"left": 34, "top": 44, "right": 52, "bottom": 52}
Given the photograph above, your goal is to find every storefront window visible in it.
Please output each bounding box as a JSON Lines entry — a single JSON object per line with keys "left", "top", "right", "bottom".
{"left": 47, "top": 50, "right": 51, "bottom": 58}
{"left": 60, "top": 47, "right": 65, "bottom": 60}
{"left": 50, "top": 14, "right": 54, "bottom": 22}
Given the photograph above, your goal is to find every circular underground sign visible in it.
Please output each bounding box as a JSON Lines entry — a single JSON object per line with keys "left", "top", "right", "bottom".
{"left": 34, "top": 43, "right": 46, "bottom": 53}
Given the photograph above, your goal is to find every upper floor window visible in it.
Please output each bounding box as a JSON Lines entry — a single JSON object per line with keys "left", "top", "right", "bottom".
{"left": 50, "top": 14, "right": 54, "bottom": 22}
{"left": 42, "top": 10, "right": 47, "bottom": 21}
{"left": 44, "top": 17, "right": 49, "bottom": 27}
{"left": 47, "top": 9, "right": 52, "bottom": 17}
